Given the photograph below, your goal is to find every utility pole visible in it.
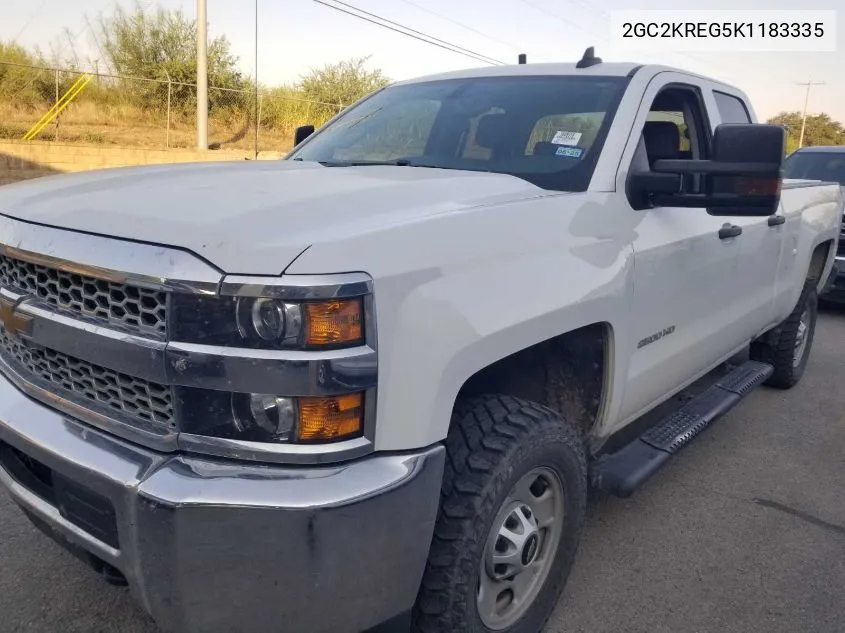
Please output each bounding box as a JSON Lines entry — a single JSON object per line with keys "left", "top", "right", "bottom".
{"left": 254, "top": 0, "right": 259, "bottom": 158}
{"left": 196, "top": 0, "right": 208, "bottom": 150}
{"left": 796, "top": 79, "right": 825, "bottom": 149}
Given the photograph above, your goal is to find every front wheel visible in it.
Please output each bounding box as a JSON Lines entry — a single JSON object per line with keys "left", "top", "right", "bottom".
{"left": 412, "top": 395, "right": 587, "bottom": 633}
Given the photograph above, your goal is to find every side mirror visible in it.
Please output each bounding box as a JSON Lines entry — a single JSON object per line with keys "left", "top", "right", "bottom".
{"left": 294, "top": 125, "right": 315, "bottom": 147}
{"left": 628, "top": 123, "right": 786, "bottom": 216}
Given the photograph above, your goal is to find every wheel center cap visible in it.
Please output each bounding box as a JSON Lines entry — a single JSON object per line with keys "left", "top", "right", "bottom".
{"left": 521, "top": 532, "right": 539, "bottom": 566}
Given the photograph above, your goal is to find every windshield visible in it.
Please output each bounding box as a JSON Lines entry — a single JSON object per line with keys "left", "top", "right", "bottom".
{"left": 784, "top": 151, "right": 845, "bottom": 186}
{"left": 288, "top": 75, "right": 629, "bottom": 192}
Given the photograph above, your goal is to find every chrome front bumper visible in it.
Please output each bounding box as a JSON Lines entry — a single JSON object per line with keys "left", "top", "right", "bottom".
{"left": 0, "top": 375, "right": 445, "bottom": 633}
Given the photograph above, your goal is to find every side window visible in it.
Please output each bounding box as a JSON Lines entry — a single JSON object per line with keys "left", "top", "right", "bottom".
{"left": 641, "top": 86, "right": 710, "bottom": 191}
{"left": 713, "top": 91, "right": 751, "bottom": 124}
{"left": 644, "top": 110, "right": 693, "bottom": 156}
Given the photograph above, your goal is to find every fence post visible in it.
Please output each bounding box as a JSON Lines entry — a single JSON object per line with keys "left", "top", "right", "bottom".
{"left": 166, "top": 78, "right": 172, "bottom": 149}
{"left": 256, "top": 91, "right": 263, "bottom": 155}
{"left": 54, "top": 69, "right": 60, "bottom": 141}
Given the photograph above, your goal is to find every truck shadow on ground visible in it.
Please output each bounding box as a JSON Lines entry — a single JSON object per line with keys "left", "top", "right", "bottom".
{"left": 0, "top": 153, "right": 63, "bottom": 186}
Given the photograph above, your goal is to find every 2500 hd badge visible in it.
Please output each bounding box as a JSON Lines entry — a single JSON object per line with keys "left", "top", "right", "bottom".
{"left": 637, "top": 325, "right": 677, "bottom": 349}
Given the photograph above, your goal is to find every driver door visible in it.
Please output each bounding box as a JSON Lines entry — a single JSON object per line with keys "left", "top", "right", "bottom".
{"left": 615, "top": 77, "right": 747, "bottom": 427}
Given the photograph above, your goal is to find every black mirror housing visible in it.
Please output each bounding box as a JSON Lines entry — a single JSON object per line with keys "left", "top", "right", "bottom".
{"left": 705, "top": 123, "right": 785, "bottom": 216}
{"left": 712, "top": 123, "right": 784, "bottom": 165}
{"left": 628, "top": 123, "right": 786, "bottom": 216}
{"left": 294, "top": 125, "right": 315, "bottom": 147}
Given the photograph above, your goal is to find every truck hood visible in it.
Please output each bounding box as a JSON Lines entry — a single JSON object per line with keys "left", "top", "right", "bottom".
{"left": 0, "top": 160, "right": 548, "bottom": 274}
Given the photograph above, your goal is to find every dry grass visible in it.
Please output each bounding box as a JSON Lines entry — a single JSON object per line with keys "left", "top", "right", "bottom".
{"left": 0, "top": 96, "right": 324, "bottom": 152}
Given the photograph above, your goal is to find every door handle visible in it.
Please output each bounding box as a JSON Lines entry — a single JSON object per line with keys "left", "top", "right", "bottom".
{"left": 768, "top": 215, "right": 786, "bottom": 227}
{"left": 718, "top": 224, "right": 743, "bottom": 239}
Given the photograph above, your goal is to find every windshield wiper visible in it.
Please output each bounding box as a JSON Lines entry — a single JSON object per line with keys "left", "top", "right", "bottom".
{"left": 311, "top": 159, "right": 494, "bottom": 174}
{"left": 317, "top": 159, "right": 472, "bottom": 170}
{"left": 319, "top": 159, "right": 414, "bottom": 167}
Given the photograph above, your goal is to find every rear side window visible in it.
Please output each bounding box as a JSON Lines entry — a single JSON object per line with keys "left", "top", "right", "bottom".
{"left": 714, "top": 91, "right": 751, "bottom": 123}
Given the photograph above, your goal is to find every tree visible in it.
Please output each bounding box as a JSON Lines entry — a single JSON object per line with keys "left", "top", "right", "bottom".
{"left": 298, "top": 57, "right": 390, "bottom": 119}
{"left": 0, "top": 41, "right": 54, "bottom": 106}
{"left": 94, "top": 2, "right": 245, "bottom": 112}
{"left": 767, "top": 111, "right": 845, "bottom": 154}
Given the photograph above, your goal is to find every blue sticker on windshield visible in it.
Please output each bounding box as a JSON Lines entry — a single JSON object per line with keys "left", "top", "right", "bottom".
{"left": 556, "top": 146, "right": 584, "bottom": 159}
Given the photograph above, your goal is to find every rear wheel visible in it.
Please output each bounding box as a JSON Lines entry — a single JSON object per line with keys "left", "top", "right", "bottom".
{"left": 751, "top": 279, "right": 818, "bottom": 389}
{"left": 412, "top": 395, "right": 587, "bottom": 633}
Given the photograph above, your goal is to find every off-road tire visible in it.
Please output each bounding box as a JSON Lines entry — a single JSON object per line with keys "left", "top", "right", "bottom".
{"left": 411, "top": 395, "right": 587, "bottom": 633}
{"left": 750, "top": 279, "right": 818, "bottom": 389}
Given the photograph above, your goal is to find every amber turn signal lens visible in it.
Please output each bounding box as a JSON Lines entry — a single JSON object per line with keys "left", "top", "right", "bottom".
{"left": 304, "top": 299, "right": 363, "bottom": 346}
{"left": 297, "top": 393, "right": 364, "bottom": 442}
{"left": 734, "top": 176, "right": 780, "bottom": 196}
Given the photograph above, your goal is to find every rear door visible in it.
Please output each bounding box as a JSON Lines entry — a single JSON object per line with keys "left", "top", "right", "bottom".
{"left": 704, "top": 89, "right": 785, "bottom": 339}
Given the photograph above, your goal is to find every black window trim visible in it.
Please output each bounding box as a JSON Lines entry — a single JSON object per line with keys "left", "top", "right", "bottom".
{"left": 639, "top": 81, "right": 713, "bottom": 162}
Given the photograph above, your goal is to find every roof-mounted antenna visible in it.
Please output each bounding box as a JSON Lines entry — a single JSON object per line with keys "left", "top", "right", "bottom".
{"left": 576, "top": 46, "right": 602, "bottom": 69}
{"left": 518, "top": 53, "right": 527, "bottom": 64}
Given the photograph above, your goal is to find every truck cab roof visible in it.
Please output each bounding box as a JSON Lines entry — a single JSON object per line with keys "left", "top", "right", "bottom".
{"left": 394, "top": 61, "right": 741, "bottom": 94}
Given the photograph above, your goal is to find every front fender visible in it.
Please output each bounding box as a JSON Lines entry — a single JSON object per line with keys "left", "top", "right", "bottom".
{"left": 286, "top": 194, "right": 636, "bottom": 451}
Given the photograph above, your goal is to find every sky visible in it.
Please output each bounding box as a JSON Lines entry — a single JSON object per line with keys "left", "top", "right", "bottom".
{"left": 2, "top": 0, "right": 844, "bottom": 124}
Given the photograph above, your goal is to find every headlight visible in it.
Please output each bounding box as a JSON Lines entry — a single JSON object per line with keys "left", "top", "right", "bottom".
{"left": 181, "top": 389, "right": 365, "bottom": 444}
{"left": 170, "top": 274, "right": 373, "bottom": 451}
{"left": 235, "top": 298, "right": 301, "bottom": 342}
{"left": 171, "top": 295, "right": 364, "bottom": 349}
{"left": 232, "top": 393, "right": 297, "bottom": 439}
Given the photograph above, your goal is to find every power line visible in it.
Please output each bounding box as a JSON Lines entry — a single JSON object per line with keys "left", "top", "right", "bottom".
{"left": 315, "top": 0, "right": 504, "bottom": 65}
{"left": 311, "top": 0, "right": 505, "bottom": 65}
{"left": 12, "top": 0, "right": 49, "bottom": 43}
{"left": 394, "top": 0, "right": 542, "bottom": 60}
{"left": 516, "top": 0, "right": 605, "bottom": 40}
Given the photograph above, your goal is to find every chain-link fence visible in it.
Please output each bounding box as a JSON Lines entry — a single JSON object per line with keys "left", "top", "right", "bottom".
{"left": 0, "top": 60, "right": 344, "bottom": 153}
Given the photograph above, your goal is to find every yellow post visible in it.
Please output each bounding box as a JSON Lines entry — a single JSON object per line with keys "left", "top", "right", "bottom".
{"left": 23, "top": 73, "right": 93, "bottom": 141}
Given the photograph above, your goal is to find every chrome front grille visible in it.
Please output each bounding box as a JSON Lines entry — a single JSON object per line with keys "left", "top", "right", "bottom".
{"left": 838, "top": 216, "right": 845, "bottom": 256}
{"left": 0, "top": 253, "right": 167, "bottom": 335}
{"left": 0, "top": 328, "right": 175, "bottom": 428}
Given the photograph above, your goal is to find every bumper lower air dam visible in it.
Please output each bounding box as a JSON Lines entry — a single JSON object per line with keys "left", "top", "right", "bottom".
{"left": 0, "top": 376, "right": 445, "bottom": 633}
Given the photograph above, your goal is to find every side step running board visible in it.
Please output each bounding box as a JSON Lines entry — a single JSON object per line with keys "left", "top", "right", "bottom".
{"left": 592, "top": 360, "right": 773, "bottom": 498}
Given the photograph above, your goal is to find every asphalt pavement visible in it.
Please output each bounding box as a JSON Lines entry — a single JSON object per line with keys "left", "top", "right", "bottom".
{"left": 2, "top": 306, "right": 844, "bottom": 633}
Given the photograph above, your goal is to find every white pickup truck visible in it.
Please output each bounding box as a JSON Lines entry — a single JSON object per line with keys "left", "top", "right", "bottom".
{"left": 0, "top": 49, "right": 841, "bottom": 633}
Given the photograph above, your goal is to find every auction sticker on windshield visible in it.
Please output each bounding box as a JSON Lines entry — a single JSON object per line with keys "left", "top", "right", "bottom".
{"left": 552, "top": 131, "right": 582, "bottom": 146}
